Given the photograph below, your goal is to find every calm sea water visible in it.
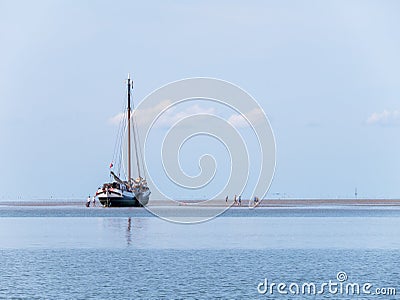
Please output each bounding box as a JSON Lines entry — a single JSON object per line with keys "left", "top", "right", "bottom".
{"left": 0, "top": 206, "right": 399, "bottom": 299}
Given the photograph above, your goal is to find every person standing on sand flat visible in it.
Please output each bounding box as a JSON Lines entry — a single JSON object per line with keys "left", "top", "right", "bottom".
{"left": 234, "top": 195, "right": 237, "bottom": 205}
{"left": 86, "top": 195, "right": 91, "bottom": 207}
{"left": 225, "top": 196, "right": 228, "bottom": 204}
{"left": 92, "top": 196, "right": 96, "bottom": 207}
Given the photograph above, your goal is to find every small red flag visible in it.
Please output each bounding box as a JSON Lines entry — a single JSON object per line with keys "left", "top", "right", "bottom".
{"left": 109, "top": 163, "right": 113, "bottom": 168}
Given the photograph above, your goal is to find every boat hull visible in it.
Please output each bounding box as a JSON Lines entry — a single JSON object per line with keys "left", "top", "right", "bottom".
{"left": 98, "top": 196, "right": 142, "bottom": 207}
{"left": 96, "top": 188, "right": 149, "bottom": 207}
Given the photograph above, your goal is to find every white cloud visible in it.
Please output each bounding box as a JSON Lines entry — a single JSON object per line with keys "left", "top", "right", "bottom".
{"left": 227, "top": 108, "right": 264, "bottom": 128}
{"left": 367, "top": 109, "right": 400, "bottom": 125}
{"left": 108, "top": 112, "right": 125, "bottom": 125}
{"left": 227, "top": 114, "right": 248, "bottom": 128}
{"left": 108, "top": 101, "right": 216, "bottom": 128}
{"left": 156, "top": 104, "right": 215, "bottom": 128}
{"left": 108, "top": 103, "right": 267, "bottom": 130}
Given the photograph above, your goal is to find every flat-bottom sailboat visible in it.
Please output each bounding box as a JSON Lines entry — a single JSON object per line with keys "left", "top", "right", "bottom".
{"left": 95, "top": 74, "right": 150, "bottom": 207}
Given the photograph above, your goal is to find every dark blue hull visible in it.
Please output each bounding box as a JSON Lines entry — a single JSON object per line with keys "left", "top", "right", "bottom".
{"left": 99, "top": 197, "right": 143, "bottom": 207}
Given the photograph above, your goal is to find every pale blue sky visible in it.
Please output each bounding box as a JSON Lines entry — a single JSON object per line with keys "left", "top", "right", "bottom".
{"left": 0, "top": 0, "right": 399, "bottom": 199}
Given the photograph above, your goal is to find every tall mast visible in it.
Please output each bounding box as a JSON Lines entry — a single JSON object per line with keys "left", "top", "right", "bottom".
{"left": 127, "top": 74, "right": 132, "bottom": 182}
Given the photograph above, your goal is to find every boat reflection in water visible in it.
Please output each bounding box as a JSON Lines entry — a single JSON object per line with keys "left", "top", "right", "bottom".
{"left": 100, "top": 217, "right": 145, "bottom": 247}
{"left": 126, "top": 217, "right": 132, "bottom": 246}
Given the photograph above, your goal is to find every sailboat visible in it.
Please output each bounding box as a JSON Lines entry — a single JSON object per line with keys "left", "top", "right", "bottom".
{"left": 95, "top": 74, "right": 150, "bottom": 207}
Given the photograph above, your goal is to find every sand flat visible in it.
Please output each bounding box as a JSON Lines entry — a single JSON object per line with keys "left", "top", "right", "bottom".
{"left": 1, "top": 198, "right": 400, "bottom": 207}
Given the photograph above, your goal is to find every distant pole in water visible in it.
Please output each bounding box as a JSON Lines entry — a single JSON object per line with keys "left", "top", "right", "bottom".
{"left": 355, "top": 187, "right": 358, "bottom": 199}
{"left": 127, "top": 74, "right": 132, "bottom": 182}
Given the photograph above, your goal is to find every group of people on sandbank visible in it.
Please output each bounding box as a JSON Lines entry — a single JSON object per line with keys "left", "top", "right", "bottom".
{"left": 86, "top": 195, "right": 96, "bottom": 207}
{"left": 225, "top": 195, "right": 261, "bottom": 206}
